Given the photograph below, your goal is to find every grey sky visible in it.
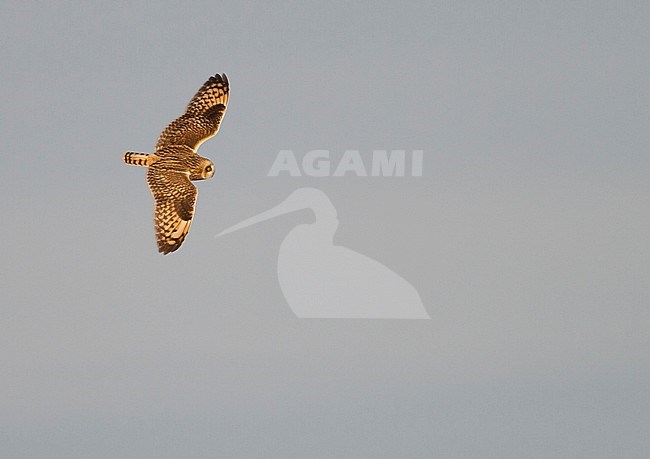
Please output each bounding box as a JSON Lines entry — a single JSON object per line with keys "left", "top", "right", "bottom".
{"left": 1, "top": 1, "right": 649, "bottom": 457}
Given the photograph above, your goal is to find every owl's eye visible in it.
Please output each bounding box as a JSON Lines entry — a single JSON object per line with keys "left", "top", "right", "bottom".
{"left": 205, "top": 165, "right": 213, "bottom": 172}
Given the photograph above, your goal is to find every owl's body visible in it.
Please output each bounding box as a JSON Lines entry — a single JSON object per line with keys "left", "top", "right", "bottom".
{"left": 123, "top": 73, "right": 229, "bottom": 254}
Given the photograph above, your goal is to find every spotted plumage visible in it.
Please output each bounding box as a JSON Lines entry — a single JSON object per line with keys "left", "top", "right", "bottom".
{"left": 123, "top": 73, "right": 229, "bottom": 254}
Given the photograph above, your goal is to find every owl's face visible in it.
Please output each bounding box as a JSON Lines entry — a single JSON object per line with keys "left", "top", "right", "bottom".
{"left": 199, "top": 160, "right": 216, "bottom": 180}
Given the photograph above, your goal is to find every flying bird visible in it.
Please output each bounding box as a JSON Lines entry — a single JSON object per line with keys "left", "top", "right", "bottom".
{"left": 123, "top": 73, "right": 229, "bottom": 254}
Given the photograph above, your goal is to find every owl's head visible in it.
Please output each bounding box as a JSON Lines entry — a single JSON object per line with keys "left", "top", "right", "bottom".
{"left": 200, "top": 160, "right": 216, "bottom": 179}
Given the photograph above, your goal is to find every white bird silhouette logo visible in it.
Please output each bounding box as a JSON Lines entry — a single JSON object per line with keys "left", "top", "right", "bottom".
{"left": 217, "top": 188, "right": 429, "bottom": 319}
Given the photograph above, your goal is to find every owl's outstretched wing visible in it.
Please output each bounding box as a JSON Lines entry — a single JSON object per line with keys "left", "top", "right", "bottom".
{"left": 156, "top": 73, "right": 229, "bottom": 153}
{"left": 146, "top": 166, "right": 198, "bottom": 254}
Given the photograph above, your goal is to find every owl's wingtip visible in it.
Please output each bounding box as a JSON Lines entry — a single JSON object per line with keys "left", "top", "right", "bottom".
{"left": 211, "top": 73, "right": 228, "bottom": 85}
{"left": 157, "top": 241, "right": 181, "bottom": 255}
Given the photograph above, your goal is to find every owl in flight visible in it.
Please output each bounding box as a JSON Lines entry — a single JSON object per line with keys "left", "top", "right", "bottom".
{"left": 123, "top": 73, "right": 229, "bottom": 254}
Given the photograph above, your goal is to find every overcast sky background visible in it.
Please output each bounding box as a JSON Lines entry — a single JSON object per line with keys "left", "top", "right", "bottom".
{"left": 1, "top": 1, "right": 649, "bottom": 457}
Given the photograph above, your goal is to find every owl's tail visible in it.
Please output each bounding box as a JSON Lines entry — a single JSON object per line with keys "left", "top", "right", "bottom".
{"left": 123, "top": 152, "right": 159, "bottom": 167}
